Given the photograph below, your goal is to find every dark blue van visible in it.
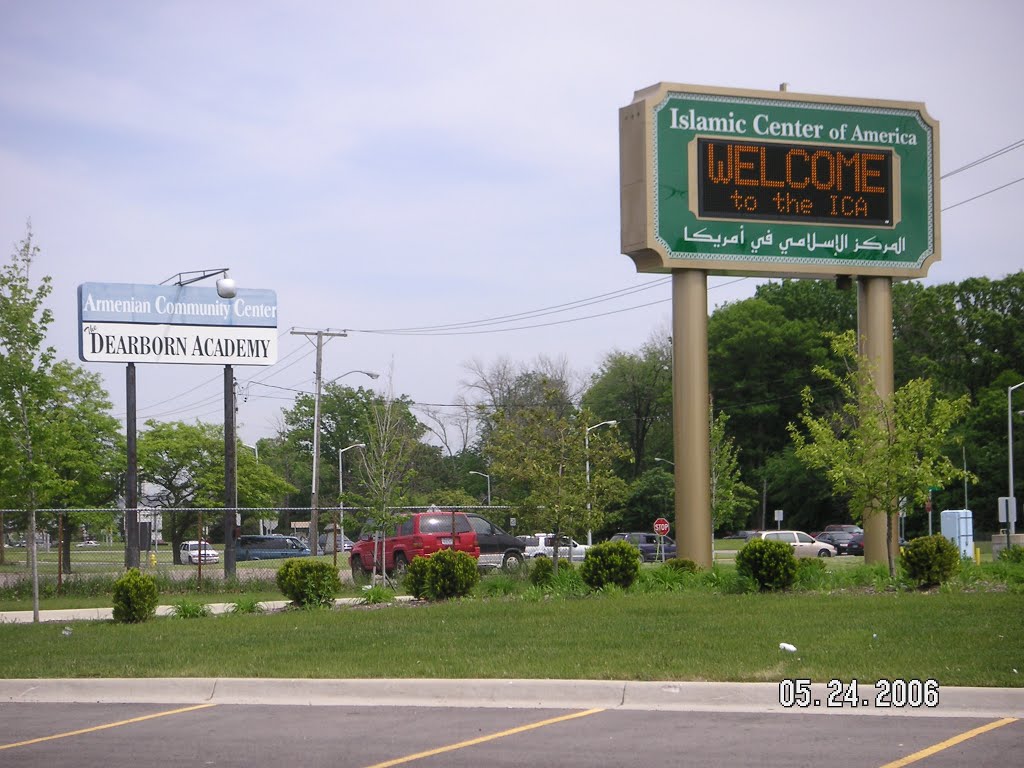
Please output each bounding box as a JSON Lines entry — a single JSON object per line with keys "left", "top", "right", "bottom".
{"left": 235, "top": 534, "right": 311, "bottom": 561}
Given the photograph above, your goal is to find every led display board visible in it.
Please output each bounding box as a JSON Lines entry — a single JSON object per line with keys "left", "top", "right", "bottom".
{"left": 620, "top": 84, "right": 939, "bottom": 278}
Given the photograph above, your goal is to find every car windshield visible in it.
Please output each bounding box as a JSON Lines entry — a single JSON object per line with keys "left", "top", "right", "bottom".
{"left": 419, "top": 514, "right": 471, "bottom": 534}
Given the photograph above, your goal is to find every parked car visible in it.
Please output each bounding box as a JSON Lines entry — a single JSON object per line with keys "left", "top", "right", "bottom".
{"left": 349, "top": 510, "right": 480, "bottom": 577}
{"left": 846, "top": 533, "right": 865, "bottom": 556}
{"left": 609, "top": 532, "right": 677, "bottom": 562}
{"left": 722, "top": 530, "right": 758, "bottom": 540}
{"left": 815, "top": 530, "right": 856, "bottom": 555}
{"left": 76, "top": 539, "right": 99, "bottom": 547}
{"left": 180, "top": 540, "right": 219, "bottom": 564}
{"left": 464, "top": 513, "right": 526, "bottom": 571}
{"left": 845, "top": 532, "right": 907, "bottom": 557}
{"left": 236, "top": 534, "right": 310, "bottom": 561}
{"left": 517, "top": 533, "right": 590, "bottom": 562}
{"left": 318, "top": 531, "right": 356, "bottom": 554}
{"left": 754, "top": 530, "right": 836, "bottom": 558}
{"left": 824, "top": 523, "right": 864, "bottom": 535}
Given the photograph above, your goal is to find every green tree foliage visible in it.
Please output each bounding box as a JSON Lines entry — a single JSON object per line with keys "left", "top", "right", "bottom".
{"left": 708, "top": 296, "right": 831, "bottom": 473}
{"left": 789, "top": 331, "right": 971, "bottom": 575}
{"left": 710, "top": 409, "right": 757, "bottom": 533}
{"left": 893, "top": 273, "right": 1024, "bottom": 400}
{"left": 611, "top": 468, "right": 674, "bottom": 534}
{"left": 137, "top": 420, "right": 294, "bottom": 560}
{"left": 486, "top": 398, "right": 629, "bottom": 568}
{"left": 583, "top": 334, "right": 672, "bottom": 477}
{"left": 0, "top": 229, "right": 61, "bottom": 552}
{"left": 0, "top": 229, "right": 122, "bottom": 580}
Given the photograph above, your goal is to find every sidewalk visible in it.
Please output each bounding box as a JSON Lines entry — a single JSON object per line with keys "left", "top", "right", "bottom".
{"left": 0, "top": 597, "right": 388, "bottom": 624}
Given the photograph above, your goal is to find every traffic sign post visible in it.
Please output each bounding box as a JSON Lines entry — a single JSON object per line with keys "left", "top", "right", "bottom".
{"left": 653, "top": 517, "right": 671, "bottom": 536}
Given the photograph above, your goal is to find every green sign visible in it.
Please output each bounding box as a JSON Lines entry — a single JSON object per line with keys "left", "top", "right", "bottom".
{"left": 620, "top": 84, "right": 940, "bottom": 278}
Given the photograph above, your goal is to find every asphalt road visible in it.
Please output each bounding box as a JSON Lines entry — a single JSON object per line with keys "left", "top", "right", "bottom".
{"left": 2, "top": 680, "right": 1022, "bottom": 767}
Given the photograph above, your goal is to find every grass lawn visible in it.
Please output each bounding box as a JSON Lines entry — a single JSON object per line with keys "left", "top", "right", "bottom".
{"left": 1, "top": 583, "right": 1022, "bottom": 687}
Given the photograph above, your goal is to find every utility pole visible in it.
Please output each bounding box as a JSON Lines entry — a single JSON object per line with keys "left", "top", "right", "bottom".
{"left": 290, "top": 329, "right": 348, "bottom": 554}
{"left": 223, "top": 365, "right": 237, "bottom": 578}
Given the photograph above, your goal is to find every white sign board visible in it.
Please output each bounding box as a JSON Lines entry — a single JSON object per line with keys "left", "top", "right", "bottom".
{"left": 998, "top": 497, "right": 1018, "bottom": 524}
{"left": 78, "top": 282, "right": 278, "bottom": 366}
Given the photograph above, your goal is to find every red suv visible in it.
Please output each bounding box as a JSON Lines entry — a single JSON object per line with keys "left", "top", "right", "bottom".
{"left": 349, "top": 510, "right": 480, "bottom": 577}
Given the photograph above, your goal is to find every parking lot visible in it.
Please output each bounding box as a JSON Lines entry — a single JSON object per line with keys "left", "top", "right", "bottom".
{"left": 2, "top": 680, "right": 1021, "bottom": 768}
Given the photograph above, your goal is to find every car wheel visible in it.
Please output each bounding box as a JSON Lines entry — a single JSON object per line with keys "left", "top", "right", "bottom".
{"left": 817, "top": 548, "right": 832, "bottom": 558}
{"left": 393, "top": 552, "right": 409, "bottom": 577}
{"left": 502, "top": 551, "right": 524, "bottom": 572}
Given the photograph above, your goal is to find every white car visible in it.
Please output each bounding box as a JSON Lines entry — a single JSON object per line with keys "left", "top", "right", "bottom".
{"left": 755, "top": 530, "right": 836, "bottom": 558}
{"left": 517, "top": 533, "right": 590, "bottom": 562}
{"left": 180, "top": 540, "right": 220, "bottom": 564}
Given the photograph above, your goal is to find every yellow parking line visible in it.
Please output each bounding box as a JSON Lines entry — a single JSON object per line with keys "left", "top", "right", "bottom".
{"left": 0, "top": 703, "right": 217, "bottom": 751}
{"left": 362, "top": 708, "right": 606, "bottom": 768}
{"left": 878, "top": 717, "right": 1018, "bottom": 768}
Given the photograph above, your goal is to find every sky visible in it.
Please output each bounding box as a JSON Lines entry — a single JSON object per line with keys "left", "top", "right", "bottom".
{"left": 1, "top": 0, "right": 1022, "bottom": 448}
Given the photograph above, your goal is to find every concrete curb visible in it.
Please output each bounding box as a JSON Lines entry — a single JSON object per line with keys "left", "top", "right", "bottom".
{"left": 1, "top": 678, "right": 1021, "bottom": 718}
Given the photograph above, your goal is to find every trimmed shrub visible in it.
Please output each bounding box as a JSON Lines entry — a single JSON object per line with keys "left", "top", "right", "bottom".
{"left": 404, "top": 555, "right": 431, "bottom": 599}
{"left": 900, "top": 535, "right": 962, "bottom": 587}
{"left": 111, "top": 568, "right": 159, "bottom": 624}
{"left": 275, "top": 558, "right": 341, "bottom": 608}
{"left": 529, "top": 556, "right": 554, "bottom": 586}
{"left": 580, "top": 540, "right": 641, "bottom": 591}
{"left": 663, "top": 557, "right": 702, "bottom": 573}
{"left": 425, "top": 548, "right": 479, "bottom": 600}
{"left": 735, "top": 538, "right": 797, "bottom": 591}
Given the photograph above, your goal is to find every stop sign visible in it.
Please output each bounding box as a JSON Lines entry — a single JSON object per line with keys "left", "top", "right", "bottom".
{"left": 653, "top": 518, "right": 670, "bottom": 536}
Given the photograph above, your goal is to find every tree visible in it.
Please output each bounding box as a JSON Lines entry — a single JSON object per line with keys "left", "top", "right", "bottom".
{"left": 609, "top": 468, "right": 674, "bottom": 535}
{"left": 486, "top": 395, "right": 629, "bottom": 569}
{"left": 583, "top": 333, "right": 673, "bottom": 477}
{"left": 788, "top": 331, "right": 972, "bottom": 575}
{"left": 709, "top": 409, "right": 757, "bottom": 534}
{"left": 708, "top": 297, "right": 831, "bottom": 474}
{"left": 137, "top": 419, "right": 294, "bottom": 561}
{"left": 355, "top": 378, "right": 422, "bottom": 578}
{"left": 0, "top": 228, "right": 62, "bottom": 614}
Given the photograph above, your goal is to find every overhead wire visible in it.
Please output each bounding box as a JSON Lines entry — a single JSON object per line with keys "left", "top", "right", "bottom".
{"left": 125, "top": 138, "right": 1021, "bottom": 418}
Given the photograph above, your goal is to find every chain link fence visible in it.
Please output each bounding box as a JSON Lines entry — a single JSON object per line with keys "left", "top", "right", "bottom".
{"left": 0, "top": 504, "right": 516, "bottom": 591}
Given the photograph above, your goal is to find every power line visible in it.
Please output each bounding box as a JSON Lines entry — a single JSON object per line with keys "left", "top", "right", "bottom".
{"left": 941, "top": 138, "right": 1024, "bottom": 179}
{"left": 943, "top": 177, "right": 1024, "bottom": 213}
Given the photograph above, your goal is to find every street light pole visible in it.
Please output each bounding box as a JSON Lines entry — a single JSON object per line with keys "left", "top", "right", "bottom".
{"left": 336, "top": 443, "right": 366, "bottom": 566}
{"left": 1009, "top": 382, "right": 1024, "bottom": 537}
{"left": 585, "top": 420, "right": 617, "bottom": 545}
{"left": 469, "top": 471, "right": 491, "bottom": 505}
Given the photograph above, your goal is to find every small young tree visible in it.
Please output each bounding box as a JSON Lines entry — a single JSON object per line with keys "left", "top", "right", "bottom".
{"left": 356, "top": 373, "right": 420, "bottom": 578}
{"left": 710, "top": 408, "right": 757, "bottom": 533}
{"left": 788, "top": 331, "right": 971, "bottom": 576}
{"left": 0, "top": 227, "right": 64, "bottom": 618}
{"left": 486, "top": 394, "right": 628, "bottom": 571}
